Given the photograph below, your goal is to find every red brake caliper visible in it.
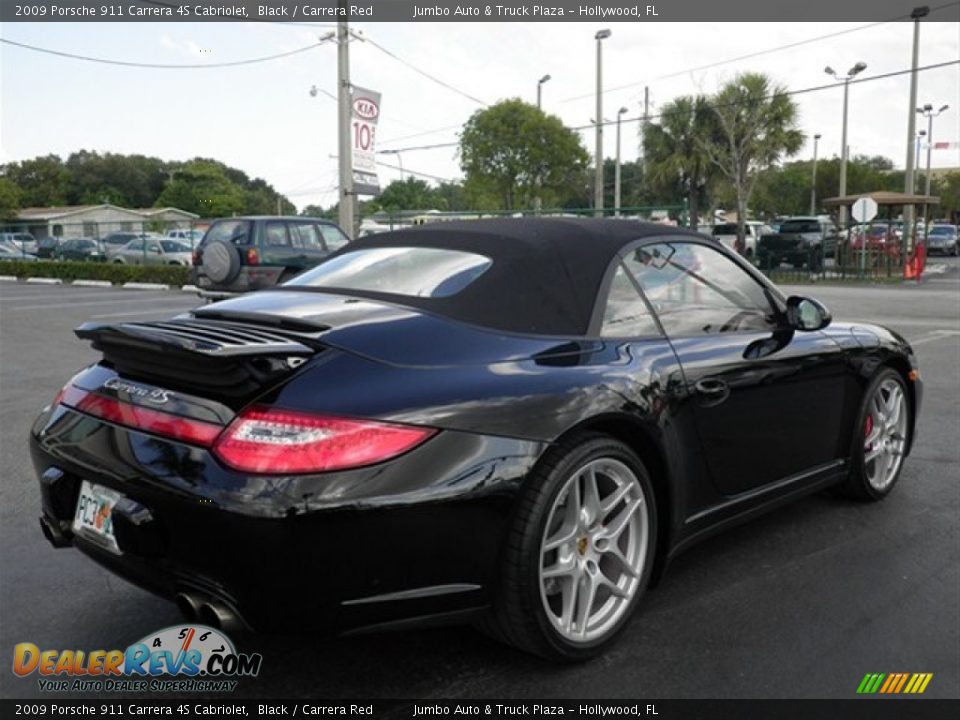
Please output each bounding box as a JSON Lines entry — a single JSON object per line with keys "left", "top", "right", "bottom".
{"left": 864, "top": 414, "right": 874, "bottom": 439}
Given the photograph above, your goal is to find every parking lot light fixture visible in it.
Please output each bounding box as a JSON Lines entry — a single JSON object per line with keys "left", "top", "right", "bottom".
{"left": 537, "top": 74, "right": 551, "bottom": 110}
{"left": 594, "top": 29, "right": 611, "bottom": 217}
{"left": 825, "top": 61, "right": 867, "bottom": 226}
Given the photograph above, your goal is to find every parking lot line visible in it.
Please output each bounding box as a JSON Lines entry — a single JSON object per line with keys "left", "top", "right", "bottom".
{"left": 909, "top": 330, "right": 960, "bottom": 346}
{"left": 4, "top": 297, "right": 200, "bottom": 311}
{"left": 90, "top": 309, "right": 196, "bottom": 319}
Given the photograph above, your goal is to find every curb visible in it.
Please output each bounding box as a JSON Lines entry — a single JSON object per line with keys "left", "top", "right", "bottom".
{"left": 122, "top": 282, "right": 171, "bottom": 291}
{"left": 71, "top": 280, "right": 113, "bottom": 288}
{"left": 180, "top": 285, "right": 199, "bottom": 293}
{"left": 0, "top": 275, "right": 17, "bottom": 282}
{"left": 26, "top": 277, "right": 64, "bottom": 285}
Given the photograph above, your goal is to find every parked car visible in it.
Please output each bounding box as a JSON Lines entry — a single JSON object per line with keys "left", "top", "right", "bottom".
{"left": 166, "top": 228, "right": 206, "bottom": 246}
{"left": 0, "top": 243, "right": 36, "bottom": 261}
{"left": 112, "top": 237, "right": 193, "bottom": 266}
{"left": 34, "top": 237, "right": 62, "bottom": 259}
{"left": 55, "top": 238, "right": 107, "bottom": 263}
{"left": 849, "top": 223, "right": 902, "bottom": 260}
{"left": 0, "top": 232, "right": 38, "bottom": 255}
{"left": 32, "top": 218, "right": 921, "bottom": 660}
{"left": 757, "top": 216, "right": 839, "bottom": 270}
{"left": 100, "top": 232, "right": 159, "bottom": 258}
{"left": 191, "top": 216, "right": 350, "bottom": 298}
{"left": 925, "top": 224, "right": 958, "bottom": 256}
{"left": 711, "top": 221, "right": 772, "bottom": 257}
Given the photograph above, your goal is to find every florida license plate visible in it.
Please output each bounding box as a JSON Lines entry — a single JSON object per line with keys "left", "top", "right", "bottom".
{"left": 72, "top": 480, "right": 122, "bottom": 554}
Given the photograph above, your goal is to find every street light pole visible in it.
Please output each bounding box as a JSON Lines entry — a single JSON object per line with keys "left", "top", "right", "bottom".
{"left": 537, "top": 74, "right": 551, "bottom": 110}
{"left": 918, "top": 104, "right": 949, "bottom": 197}
{"left": 615, "top": 106, "right": 628, "bottom": 217}
{"left": 825, "top": 62, "right": 867, "bottom": 226}
{"left": 594, "top": 29, "right": 611, "bottom": 218}
{"left": 903, "top": 6, "right": 928, "bottom": 248}
{"left": 337, "top": 19, "right": 354, "bottom": 239}
{"left": 914, "top": 130, "right": 926, "bottom": 192}
{"left": 810, "top": 133, "right": 821, "bottom": 216}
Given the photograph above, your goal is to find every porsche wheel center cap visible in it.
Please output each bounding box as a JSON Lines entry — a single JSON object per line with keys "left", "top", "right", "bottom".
{"left": 577, "top": 536, "right": 589, "bottom": 556}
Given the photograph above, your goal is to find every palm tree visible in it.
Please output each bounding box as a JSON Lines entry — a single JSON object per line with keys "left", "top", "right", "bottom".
{"left": 700, "top": 73, "right": 804, "bottom": 250}
{"left": 643, "top": 95, "right": 713, "bottom": 228}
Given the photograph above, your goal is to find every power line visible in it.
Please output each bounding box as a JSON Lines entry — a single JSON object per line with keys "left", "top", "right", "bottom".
{"left": 363, "top": 36, "right": 488, "bottom": 107}
{"left": 377, "top": 141, "right": 459, "bottom": 153}
{"left": 573, "top": 59, "right": 960, "bottom": 132}
{"left": 559, "top": 4, "right": 960, "bottom": 105}
{"left": 375, "top": 160, "right": 458, "bottom": 184}
{"left": 378, "top": 123, "right": 465, "bottom": 146}
{"left": 0, "top": 36, "right": 331, "bottom": 69}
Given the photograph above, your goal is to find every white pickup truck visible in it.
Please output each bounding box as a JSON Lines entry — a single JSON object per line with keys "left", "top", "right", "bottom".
{"left": 710, "top": 221, "right": 774, "bottom": 258}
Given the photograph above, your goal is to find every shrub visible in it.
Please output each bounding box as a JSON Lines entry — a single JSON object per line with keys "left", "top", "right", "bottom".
{"left": 0, "top": 260, "right": 191, "bottom": 286}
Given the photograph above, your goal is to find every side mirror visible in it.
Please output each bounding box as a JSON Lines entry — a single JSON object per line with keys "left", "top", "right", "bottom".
{"left": 786, "top": 296, "right": 832, "bottom": 331}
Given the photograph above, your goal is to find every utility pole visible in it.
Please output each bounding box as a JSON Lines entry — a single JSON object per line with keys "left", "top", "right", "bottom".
{"left": 810, "top": 133, "right": 821, "bottom": 216}
{"left": 337, "top": 19, "right": 354, "bottom": 238}
{"left": 825, "top": 62, "right": 866, "bottom": 226}
{"left": 594, "top": 29, "right": 611, "bottom": 217}
{"left": 642, "top": 86, "right": 650, "bottom": 177}
{"left": 615, "top": 107, "right": 628, "bottom": 217}
{"left": 903, "top": 5, "right": 928, "bottom": 250}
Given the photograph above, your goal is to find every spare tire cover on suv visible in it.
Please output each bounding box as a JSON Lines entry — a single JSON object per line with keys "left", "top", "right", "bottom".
{"left": 202, "top": 240, "right": 242, "bottom": 284}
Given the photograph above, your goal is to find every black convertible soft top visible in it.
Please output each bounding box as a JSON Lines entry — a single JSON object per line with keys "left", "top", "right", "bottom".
{"left": 315, "top": 218, "right": 702, "bottom": 336}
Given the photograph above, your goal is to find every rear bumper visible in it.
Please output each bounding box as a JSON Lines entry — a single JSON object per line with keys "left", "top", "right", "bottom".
{"left": 191, "top": 266, "right": 285, "bottom": 296}
{"left": 30, "top": 403, "right": 541, "bottom": 634}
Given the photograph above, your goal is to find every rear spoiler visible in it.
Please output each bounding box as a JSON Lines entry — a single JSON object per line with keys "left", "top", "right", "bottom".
{"left": 75, "top": 318, "right": 327, "bottom": 398}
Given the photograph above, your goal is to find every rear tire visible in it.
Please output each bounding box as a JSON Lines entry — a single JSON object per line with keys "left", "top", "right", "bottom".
{"left": 838, "top": 369, "right": 911, "bottom": 501}
{"left": 481, "top": 433, "right": 657, "bottom": 661}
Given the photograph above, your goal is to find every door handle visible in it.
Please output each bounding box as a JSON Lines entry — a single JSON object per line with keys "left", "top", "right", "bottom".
{"left": 694, "top": 378, "right": 730, "bottom": 406}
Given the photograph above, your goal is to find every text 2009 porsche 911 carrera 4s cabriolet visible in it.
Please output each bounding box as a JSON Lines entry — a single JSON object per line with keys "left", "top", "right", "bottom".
{"left": 30, "top": 218, "right": 921, "bottom": 660}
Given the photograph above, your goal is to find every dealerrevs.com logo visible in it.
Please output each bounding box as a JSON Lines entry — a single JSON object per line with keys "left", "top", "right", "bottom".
{"left": 13, "top": 625, "right": 262, "bottom": 693}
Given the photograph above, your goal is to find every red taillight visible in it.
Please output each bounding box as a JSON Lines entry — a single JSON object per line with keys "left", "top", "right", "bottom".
{"left": 246, "top": 247, "right": 260, "bottom": 265}
{"left": 192, "top": 250, "right": 201, "bottom": 266}
{"left": 60, "top": 385, "right": 222, "bottom": 446}
{"left": 212, "top": 406, "right": 436, "bottom": 474}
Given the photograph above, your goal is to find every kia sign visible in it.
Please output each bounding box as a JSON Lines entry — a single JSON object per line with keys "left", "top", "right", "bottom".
{"left": 352, "top": 86, "right": 381, "bottom": 196}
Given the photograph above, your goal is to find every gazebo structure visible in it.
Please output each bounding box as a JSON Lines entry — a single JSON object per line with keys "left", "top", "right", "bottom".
{"left": 823, "top": 191, "right": 940, "bottom": 279}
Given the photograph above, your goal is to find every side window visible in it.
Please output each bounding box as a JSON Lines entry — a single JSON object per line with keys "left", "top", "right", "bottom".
{"left": 290, "top": 223, "right": 321, "bottom": 250}
{"left": 147, "top": 240, "right": 161, "bottom": 253}
{"left": 319, "top": 225, "right": 349, "bottom": 252}
{"left": 128, "top": 239, "right": 144, "bottom": 251}
{"left": 599, "top": 263, "right": 660, "bottom": 338}
{"left": 265, "top": 222, "right": 290, "bottom": 247}
{"left": 624, "top": 241, "right": 777, "bottom": 337}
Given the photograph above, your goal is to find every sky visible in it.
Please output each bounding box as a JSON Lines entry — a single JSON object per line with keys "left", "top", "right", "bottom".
{"left": 1, "top": 19, "right": 958, "bottom": 212}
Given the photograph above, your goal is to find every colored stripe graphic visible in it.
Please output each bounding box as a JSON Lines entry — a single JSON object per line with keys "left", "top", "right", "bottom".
{"left": 857, "top": 672, "right": 932, "bottom": 694}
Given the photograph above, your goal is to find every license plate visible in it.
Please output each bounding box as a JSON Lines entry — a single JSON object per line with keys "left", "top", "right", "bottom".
{"left": 72, "top": 480, "right": 123, "bottom": 554}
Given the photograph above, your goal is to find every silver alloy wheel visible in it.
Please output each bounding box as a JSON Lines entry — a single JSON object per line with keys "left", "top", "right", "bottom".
{"left": 538, "top": 458, "right": 648, "bottom": 643}
{"left": 864, "top": 377, "right": 908, "bottom": 491}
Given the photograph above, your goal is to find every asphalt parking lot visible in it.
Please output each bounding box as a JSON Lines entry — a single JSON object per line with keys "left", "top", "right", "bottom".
{"left": 1, "top": 264, "right": 958, "bottom": 700}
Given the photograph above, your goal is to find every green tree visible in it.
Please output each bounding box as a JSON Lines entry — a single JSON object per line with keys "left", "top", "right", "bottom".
{"left": 1, "top": 155, "right": 70, "bottom": 207}
{"left": 644, "top": 95, "right": 715, "bottom": 227}
{"left": 155, "top": 160, "right": 246, "bottom": 217}
{"left": 700, "top": 73, "right": 804, "bottom": 246}
{"left": 368, "top": 177, "right": 444, "bottom": 214}
{"left": 459, "top": 99, "right": 589, "bottom": 211}
{"left": 0, "top": 177, "right": 23, "bottom": 220}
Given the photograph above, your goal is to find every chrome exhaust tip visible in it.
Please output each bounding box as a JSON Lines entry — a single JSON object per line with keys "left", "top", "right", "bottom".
{"left": 197, "top": 600, "right": 241, "bottom": 633}
{"left": 175, "top": 592, "right": 203, "bottom": 622}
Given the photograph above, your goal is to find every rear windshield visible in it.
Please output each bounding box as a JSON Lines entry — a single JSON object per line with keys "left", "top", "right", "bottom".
{"left": 202, "top": 220, "right": 251, "bottom": 247}
{"left": 161, "top": 240, "right": 189, "bottom": 252}
{"left": 780, "top": 220, "right": 822, "bottom": 234}
{"left": 288, "top": 247, "right": 492, "bottom": 298}
{"left": 929, "top": 225, "right": 956, "bottom": 236}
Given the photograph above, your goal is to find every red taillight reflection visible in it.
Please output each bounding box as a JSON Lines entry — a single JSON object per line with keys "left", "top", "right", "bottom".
{"left": 213, "top": 406, "right": 436, "bottom": 474}
{"left": 60, "top": 385, "right": 222, "bottom": 446}
{"left": 246, "top": 248, "right": 260, "bottom": 265}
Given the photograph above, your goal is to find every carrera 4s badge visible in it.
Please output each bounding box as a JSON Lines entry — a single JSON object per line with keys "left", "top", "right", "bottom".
{"left": 103, "top": 377, "right": 172, "bottom": 405}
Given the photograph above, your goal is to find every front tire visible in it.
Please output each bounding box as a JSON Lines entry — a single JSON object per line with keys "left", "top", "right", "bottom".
{"left": 483, "top": 434, "right": 657, "bottom": 660}
{"left": 840, "top": 369, "right": 911, "bottom": 501}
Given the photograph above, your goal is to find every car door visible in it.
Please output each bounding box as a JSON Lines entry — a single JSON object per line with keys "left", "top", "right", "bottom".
{"left": 288, "top": 222, "right": 326, "bottom": 270}
{"left": 124, "top": 238, "right": 143, "bottom": 264}
{"left": 261, "top": 221, "right": 298, "bottom": 271}
{"left": 144, "top": 239, "right": 163, "bottom": 265}
{"left": 624, "top": 239, "right": 852, "bottom": 496}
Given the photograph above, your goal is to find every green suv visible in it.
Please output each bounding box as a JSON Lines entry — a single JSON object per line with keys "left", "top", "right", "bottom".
{"left": 192, "top": 216, "right": 350, "bottom": 298}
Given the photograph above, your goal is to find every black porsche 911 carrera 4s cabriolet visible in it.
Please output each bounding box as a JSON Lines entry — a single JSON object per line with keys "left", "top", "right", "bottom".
{"left": 31, "top": 218, "right": 921, "bottom": 660}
